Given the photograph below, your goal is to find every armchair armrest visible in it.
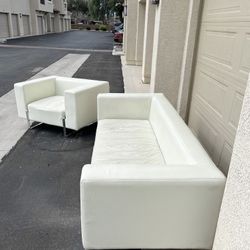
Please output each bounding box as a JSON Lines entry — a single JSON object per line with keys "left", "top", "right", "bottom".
{"left": 80, "top": 164, "right": 225, "bottom": 249}
{"left": 97, "top": 93, "right": 156, "bottom": 120}
{"left": 64, "top": 82, "right": 109, "bottom": 130}
{"left": 14, "top": 76, "right": 56, "bottom": 118}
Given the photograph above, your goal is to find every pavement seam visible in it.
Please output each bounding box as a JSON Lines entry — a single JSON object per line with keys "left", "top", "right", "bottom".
{"left": 0, "top": 44, "right": 112, "bottom": 53}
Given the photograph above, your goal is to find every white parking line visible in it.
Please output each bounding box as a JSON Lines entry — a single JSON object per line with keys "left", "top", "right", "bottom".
{"left": 0, "top": 53, "right": 90, "bottom": 163}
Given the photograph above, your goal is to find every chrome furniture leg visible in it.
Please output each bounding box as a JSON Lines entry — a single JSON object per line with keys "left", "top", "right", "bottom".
{"left": 62, "top": 116, "right": 67, "bottom": 137}
{"left": 25, "top": 109, "right": 31, "bottom": 128}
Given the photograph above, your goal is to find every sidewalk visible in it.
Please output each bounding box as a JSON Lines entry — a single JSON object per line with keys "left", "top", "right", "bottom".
{"left": 121, "top": 55, "right": 150, "bottom": 93}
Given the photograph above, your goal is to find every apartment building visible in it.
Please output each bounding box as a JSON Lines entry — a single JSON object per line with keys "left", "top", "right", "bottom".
{"left": 123, "top": 1, "right": 250, "bottom": 248}
{"left": 0, "top": 0, "right": 71, "bottom": 39}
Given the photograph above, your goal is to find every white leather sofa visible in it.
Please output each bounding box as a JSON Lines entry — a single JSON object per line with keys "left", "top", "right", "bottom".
{"left": 14, "top": 76, "right": 109, "bottom": 134}
{"left": 80, "top": 93, "right": 226, "bottom": 250}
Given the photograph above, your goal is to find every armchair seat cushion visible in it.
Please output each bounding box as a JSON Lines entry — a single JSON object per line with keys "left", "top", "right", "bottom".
{"left": 28, "top": 96, "right": 65, "bottom": 127}
{"left": 91, "top": 119, "right": 166, "bottom": 165}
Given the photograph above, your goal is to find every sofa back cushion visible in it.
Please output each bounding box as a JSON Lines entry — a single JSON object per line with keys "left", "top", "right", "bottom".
{"left": 98, "top": 94, "right": 153, "bottom": 120}
{"left": 56, "top": 77, "right": 107, "bottom": 96}
{"left": 56, "top": 77, "right": 86, "bottom": 95}
{"left": 149, "top": 94, "right": 196, "bottom": 165}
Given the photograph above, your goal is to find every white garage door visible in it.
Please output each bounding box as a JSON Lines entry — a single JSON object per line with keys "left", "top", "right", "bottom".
{"left": 51, "top": 17, "right": 55, "bottom": 32}
{"left": 37, "top": 16, "right": 43, "bottom": 35}
{"left": 188, "top": 0, "right": 250, "bottom": 175}
{"left": 68, "top": 20, "right": 71, "bottom": 30}
{"left": 65, "top": 19, "right": 68, "bottom": 31}
{"left": 60, "top": 18, "right": 64, "bottom": 32}
{"left": 12, "top": 14, "right": 19, "bottom": 37}
{"left": 0, "top": 13, "right": 10, "bottom": 38}
{"left": 23, "top": 15, "right": 30, "bottom": 35}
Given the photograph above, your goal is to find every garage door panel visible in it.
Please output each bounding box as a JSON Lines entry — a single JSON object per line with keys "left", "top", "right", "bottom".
{"left": 228, "top": 91, "right": 244, "bottom": 130}
{"left": 189, "top": 0, "right": 250, "bottom": 175}
{"left": 0, "top": 13, "right": 10, "bottom": 38}
{"left": 240, "top": 33, "right": 250, "bottom": 75}
{"left": 201, "top": 30, "right": 236, "bottom": 70}
{"left": 204, "top": 0, "right": 240, "bottom": 15}
{"left": 192, "top": 86, "right": 243, "bottom": 138}
{"left": 12, "top": 14, "right": 19, "bottom": 37}
{"left": 60, "top": 18, "right": 64, "bottom": 31}
{"left": 195, "top": 70, "right": 228, "bottom": 118}
{"left": 23, "top": 15, "right": 30, "bottom": 35}
{"left": 189, "top": 107, "right": 222, "bottom": 163}
{"left": 203, "top": 0, "right": 250, "bottom": 22}
{"left": 197, "top": 59, "right": 247, "bottom": 92}
{"left": 37, "top": 16, "right": 43, "bottom": 35}
{"left": 218, "top": 142, "right": 233, "bottom": 174}
{"left": 51, "top": 17, "right": 55, "bottom": 32}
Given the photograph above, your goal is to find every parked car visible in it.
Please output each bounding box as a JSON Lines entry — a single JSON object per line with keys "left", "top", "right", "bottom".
{"left": 114, "top": 21, "right": 122, "bottom": 26}
{"left": 89, "top": 20, "right": 103, "bottom": 25}
{"left": 112, "top": 23, "right": 123, "bottom": 34}
{"left": 114, "top": 30, "right": 123, "bottom": 43}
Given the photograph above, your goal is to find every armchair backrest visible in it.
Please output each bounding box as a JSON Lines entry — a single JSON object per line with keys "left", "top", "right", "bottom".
{"left": 14, "top": 77, "right": 56, "bottom": 118}
{"left": 55, "top": 77, "right": 108, "bottom": 95}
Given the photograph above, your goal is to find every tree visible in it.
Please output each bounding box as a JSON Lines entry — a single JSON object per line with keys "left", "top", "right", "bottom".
{"left": 88, "top": 0, "right": 101, "bottom": 20}
{"left": 88, "top": 0, "right": 124, "bottom": 22}
{"left": 113, "top": 0, "right": 124, "bottom": 22}
{"left": 67, "top": 0, "right": 89, "bottom": 16}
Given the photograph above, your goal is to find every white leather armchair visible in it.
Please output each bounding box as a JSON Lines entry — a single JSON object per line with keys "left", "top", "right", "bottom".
{"left": 14, "top": 76, "right": 109, "bottom": 135}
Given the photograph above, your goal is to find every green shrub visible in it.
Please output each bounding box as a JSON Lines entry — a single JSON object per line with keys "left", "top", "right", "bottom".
{"left": 86, "top": 26, "right": 91, "bottom": 30}
{"left": 95, "top": 25, "right": 100, "bottom": 31}
{"left": 100, "top": 25, "right": 107, "bottom": 31}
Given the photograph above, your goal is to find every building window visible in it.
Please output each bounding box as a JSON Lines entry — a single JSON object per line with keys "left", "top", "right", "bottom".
{"left": 40, "top": 0, "right": 45, "bottom": 4}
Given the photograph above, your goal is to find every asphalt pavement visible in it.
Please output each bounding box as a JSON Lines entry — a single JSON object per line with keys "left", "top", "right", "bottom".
{"left": 6, "top": 30, "right": 113, "bottom": 50}
{"left": 0, "top": 30, "right": 114, "bottom": 97}
{"left": 0, "top": 30, "right": 123, "bottom": 250}
{"left": 0, "top": 47, "right": 68, "bottom": 97}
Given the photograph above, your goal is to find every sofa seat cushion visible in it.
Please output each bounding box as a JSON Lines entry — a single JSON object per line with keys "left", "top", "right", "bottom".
{"left": 91, "top": 119, "right": 166, "bottom": 165}
{"left": 28, "top": 96, "right": 65, "bottom": 127}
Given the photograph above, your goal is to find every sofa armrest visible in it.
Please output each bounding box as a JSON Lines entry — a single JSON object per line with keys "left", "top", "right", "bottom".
{"left": 97, "top": 93, "right": 156, "bottom": 120}
{"left": 14, "top": 76, "right": 56, "bottom": 118}
{"left": 64, "top": 82, "right": 109, "bottom": 130}
{"left": 80, "top": 164, "right": 225, "bottom": 249}
{"left": 81, "top": 164, "right": 225, "bottom": 181}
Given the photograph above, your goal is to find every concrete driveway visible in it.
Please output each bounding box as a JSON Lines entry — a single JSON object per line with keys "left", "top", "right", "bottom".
{"left": 0, "top": 30, "right": 123, "bottom": 250}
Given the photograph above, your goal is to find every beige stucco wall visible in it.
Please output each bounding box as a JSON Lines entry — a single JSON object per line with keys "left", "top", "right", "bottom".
{"left": 142, "top": 1, "right": 156, "bottom": 84}
{"left": 0, "top": 0, "right": 31, "bottom": 38}
{"left": 0, "top": 0, "right": 30, "bottom": 15}
{"left": 148, "top": 0, "right": 201, "bottom": 120}
{"left": 213, "top": 76, "right": 250, "bottom": 249}
{"left": 124, "top": 0, "right": 138, "bottom": 65}
{"left": 150, "top": 0, "right": 191, "bottom": 108}
{"left": 54, "top": 0, "right": 67, "bottom": 15}
{"left": 176, "top": 0, "right": 201, "bottom": 120}
{"left": 36, "top": 0, "right": 54, "bottom": 13}
{"left": 0, "top": 0, "right": 70, "bottom": 38}
{"left": 135, "top": 1, "right": 145, "bottom": 66}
